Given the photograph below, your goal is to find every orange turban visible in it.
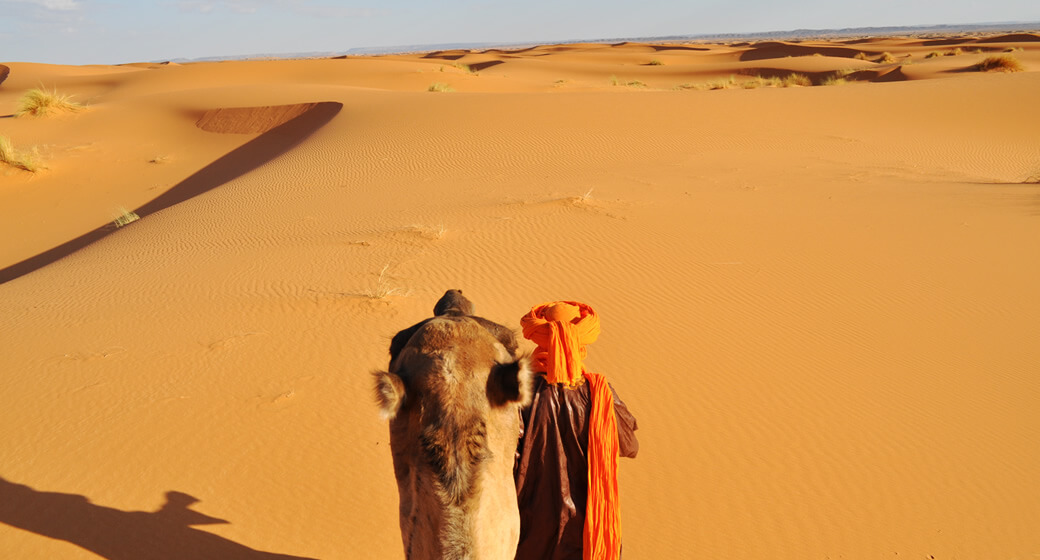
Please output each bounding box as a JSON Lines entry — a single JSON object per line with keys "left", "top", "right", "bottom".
{"left": 521, "top": 301, "right": 621, "bottom": 560}
{"left": 521, "top": 301, "right": 600, "bottom": 387}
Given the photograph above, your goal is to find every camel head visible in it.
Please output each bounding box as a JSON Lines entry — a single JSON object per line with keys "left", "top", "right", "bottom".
{"left": 374, "top": 295, "right": 532, "bottom": 560}
{"left": 432, "top": 289, "right": 475, "bottom": 316}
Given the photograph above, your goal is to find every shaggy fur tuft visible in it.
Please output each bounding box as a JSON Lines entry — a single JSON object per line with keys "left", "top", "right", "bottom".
{"left": 421, "top": 417, "right": 489, "bottom": 507}
{"left": 373, "top": 370, "right": 405, "bottom": 419}
{"left": 486, "top": 355, "right": 534, "bottom": 407}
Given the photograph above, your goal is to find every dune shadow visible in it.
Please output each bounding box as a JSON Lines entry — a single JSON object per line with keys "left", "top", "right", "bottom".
{"left": 0, "top": 477, "right": 318, "bottom": 559}
{"left": 421, "top": 51, "right": 466, "bottom": 61}
{"left": 0, "top": 64, "right": 9, "bottom": 87}
{"left": 649, "top": 45, "right": 710, "bottom": 52}
{"left": 976, "top": 33, "right": 1040, "bottom": 43}
{"left": 839, "top": 38, "right": 883, "bottom": 45}
{"left": 739, "top": 42, "right": 866, "bottom": 61}
{"left": 945, "top": 64, "right": 986, "bottom": 74}
{"left": 484, "top": 46, "right": 539, "bottom": 55}
{"left": 872, "top": 66, "right": 908, "bottom": 82}
{"left": 0, "top": 101, "right": 342, "bottom": 285}
{"left": 468, "top": 60, "right": 505, "bottom": 72}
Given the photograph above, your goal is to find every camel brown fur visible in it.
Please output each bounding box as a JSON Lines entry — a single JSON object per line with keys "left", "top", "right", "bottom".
{"left": 374, "top": 290, "right": 532, "bottom": 560}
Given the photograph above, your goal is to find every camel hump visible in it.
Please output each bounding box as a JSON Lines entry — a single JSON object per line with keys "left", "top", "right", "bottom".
{"left": 402, "top": 315, "right": 498, "bottom": 364}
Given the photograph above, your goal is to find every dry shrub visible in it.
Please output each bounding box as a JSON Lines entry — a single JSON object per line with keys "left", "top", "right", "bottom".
{"left": 742, "top": 76, "right": 782, "bottom": 89}
{"left": 16, "top": 88, "right": 83, "bottom": 117}
{"left": 875, "top": 52, "right": 897, "bottom": 64}
{"left": 112, "top": 207, "right": 140, "bottom": 228}
{"left": 782, "top": 74, "right": 812, "bottom": 87}
{"left": 0, "top": 136, "right": 41, "bottom": 172}
{"left": 974, "top": 55, "right": 1024, "bottom": 72}
{"left": 366, "top": 263, "right": 409, "bottom": 299}
{"left": 703, "top": 76, "right": 738, "bottom": 90}
{"left": 822, "top": 69, "right": 855, "bottom": 86}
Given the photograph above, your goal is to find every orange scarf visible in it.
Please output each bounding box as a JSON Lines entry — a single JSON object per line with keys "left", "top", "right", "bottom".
{"left": 521, "top": 302, "right": 621, "bottom": 560}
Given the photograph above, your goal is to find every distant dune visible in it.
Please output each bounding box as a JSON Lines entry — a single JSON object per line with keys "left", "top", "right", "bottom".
{"left": 163, "top": 22, "right": 1040, "bottom": 62}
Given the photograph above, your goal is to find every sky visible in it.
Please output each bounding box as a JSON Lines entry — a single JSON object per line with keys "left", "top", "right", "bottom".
{"left": 2, "top": 0, "right": 1039, "bottom": 65}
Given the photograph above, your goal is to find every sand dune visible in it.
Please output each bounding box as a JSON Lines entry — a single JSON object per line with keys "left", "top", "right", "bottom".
{"left": 196, "top": 103, "right": 325, "bottom": 134}
{"left": 2, "top": 34, "right": 1039, "bottom": 559}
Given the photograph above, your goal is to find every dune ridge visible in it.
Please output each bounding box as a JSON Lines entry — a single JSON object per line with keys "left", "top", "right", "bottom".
{"left": 1, "top": 33, "right": 1039, "bottom": 559}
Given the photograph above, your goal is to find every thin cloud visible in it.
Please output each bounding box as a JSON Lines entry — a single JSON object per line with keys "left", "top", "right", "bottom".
{"left": 7, "top": 0, "right": 81, "bottom": 10}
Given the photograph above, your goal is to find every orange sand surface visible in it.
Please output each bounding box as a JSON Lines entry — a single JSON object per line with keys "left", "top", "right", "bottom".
{"left": 2, "top": 34, "right": 1039, "bottom": 559}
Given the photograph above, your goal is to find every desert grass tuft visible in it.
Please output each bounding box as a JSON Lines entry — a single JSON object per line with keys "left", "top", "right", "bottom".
{"left": 366, "top": 263, "right": 410, "bottom": 300}
{"left": 112, "top": 207, "right": 140, "bottom": 228}
{"left": 610, "top": 75, "right": 646, "bottom": 87}
{"left": 742, "top": 76, "right": 781, "bottom": 89}
{"left": 566, "top": 187, "right": 600, "bottom": 207}
{"left": 648, "top": 59, "right": 664, "bottom": 66}
{"left": 427, "top": 82, "right": 453, "bottom": 92}
{"left": 925, "top": 51, "right": 943, "bottom": 59}
{"left": 16, "top": 87, "right": 84, "bottom": 117}
{"left": 875, "top": 52, "right": 897, "bottom": 64}
{"left": 701, "top": 75, "right": 738, "bottom": 90}
{"left": 974, "top": 55, "right": 1024, "bottom": 72}
{"left": 695, "top": 73, "right": 809, "bottom": 91}
{"left": 781, "top": 73, "right": 812, "bottom": 87}
{"left": 821, "top": 68, "right": 858, "bottom": 86}
{"left": 0, "top": 136, "right": 42, "bottom": 172}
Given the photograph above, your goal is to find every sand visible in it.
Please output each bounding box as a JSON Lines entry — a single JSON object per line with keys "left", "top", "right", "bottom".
{"left": 2, "top": 34, "right": 1039, "bottom": 559}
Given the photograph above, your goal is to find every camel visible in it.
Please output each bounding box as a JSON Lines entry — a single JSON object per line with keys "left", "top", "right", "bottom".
{"left": 374, "top": 290, "right": 532, "bottom": 560}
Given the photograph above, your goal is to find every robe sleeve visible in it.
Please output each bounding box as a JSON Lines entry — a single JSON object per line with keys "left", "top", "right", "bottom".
{"left": 609, "top": 384, "right": 639, "bottom": 458}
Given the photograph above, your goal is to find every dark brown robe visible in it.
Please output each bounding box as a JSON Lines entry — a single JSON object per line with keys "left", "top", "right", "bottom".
{"left": 514, "top": 375, "right": 639, "bottom": 560}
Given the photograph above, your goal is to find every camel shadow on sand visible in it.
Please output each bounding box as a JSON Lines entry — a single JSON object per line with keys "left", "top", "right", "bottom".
{"left": 0, "top": 477, "right": 318, "bottom": 560}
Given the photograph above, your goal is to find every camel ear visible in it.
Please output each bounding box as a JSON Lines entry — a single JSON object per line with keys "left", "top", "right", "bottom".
{"left": 373, "top": 370, "right": 406, "bottom": 419}
{"left": 487, "top": 354, "right": 533, "bottom": 407}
